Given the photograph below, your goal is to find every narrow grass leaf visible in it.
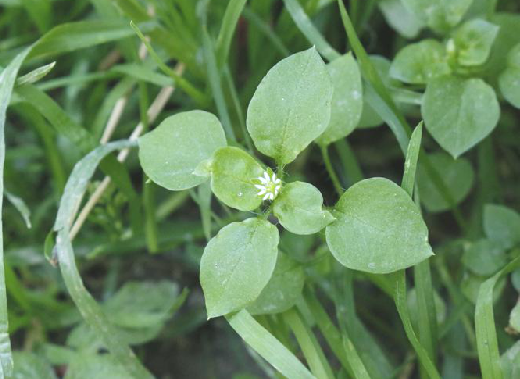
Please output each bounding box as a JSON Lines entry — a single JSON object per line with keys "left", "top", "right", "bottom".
{"left": 475, "top": 256, "right": 520, "bottom": 379}
{"left": 16, "top": 84, "right": 140, "bottom": 211}
{"left": 28, "top": 20, "right": 156, "bottom": 61}
{"left": 54, "top": 140, "right": 154, "bottom": 379}
{"left": 0, "top": 47, "right": 31, "bottom": 378}
{"left": 227, "top": 310, "right": 316, "bottom": 379}
{"left": 401, "top": 122, "right": 422, "bottom": 196}
{"left": 5, "top": 191, "right": 31, "bottom": 229}
{"left": 283, "top": 308, "right": 335, "bottom": 379}
{"left": 391, "top": 271, "right": 441, "bottom": 379}
{"left": 282, "top": 0, "right": 340, "bottom": 62}
{"left": 216, "top": 0, "right": 248, "bottom": 67}
{"left": 202, "top": 28, "right": 236, "bottom": 142}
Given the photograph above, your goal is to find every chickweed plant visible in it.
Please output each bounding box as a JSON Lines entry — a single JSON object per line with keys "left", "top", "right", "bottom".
{"left": 0, "top": 0, "right": 520, "bottom": 378}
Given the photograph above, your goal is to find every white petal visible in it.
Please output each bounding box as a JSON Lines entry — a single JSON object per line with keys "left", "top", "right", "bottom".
{"left": 258, "top": 176, "right": 269, "bottom": 184}
{"left": 263, "top": 193, "right": 270, "bottom": 201}
{"left": 273, "top": 178, "right": 281, "bottom": 184}
{"left": 257, "top": 188, "right": 266, "bottom": 196}
{"left": 263, "top": 172, "right": 270, "bottom": 181}
{"left": 271, "top": 172, "right": 277, "bottom": 181}
{"left": 254, "top": 184, "right": 265, "bottom": 190}
{"left": 274, "top": 186, "right": 280, "bottom": 195}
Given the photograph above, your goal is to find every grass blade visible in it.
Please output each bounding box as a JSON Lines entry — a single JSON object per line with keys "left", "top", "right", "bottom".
{"left": 15, "top": 84, "right": 139, "bottom": 204}
{"left": 283, "top": 308, "right": 335, "bottom": 379}
{"left": 401, "top": 122, "right": 422, "bottom": 196}
{"left": 216, "top": 0, "right": 248, "bottom": 67}
{"left": 4, "top": 191, "right": 31, "bottom": 229}
{"left": 227, "top": 310, "right": 317, "bottom": 379}
{"left": 202, "top": 27, "right": 236, "bottom": 142}
{"left": 391, "top": 271, "right": 441, "bottom": 379}
{"left": 54, "top": 140, "right": 154, "bottom": 379}
{"left": 243, "top": 8, "right": 290, "bottom": 57}
{"left": 130, "top": 21, "right": 207, "bottom": 105}
{"left": 27, "top": 20, "right": 155, "bottom": 61}
{"left": 476, "top": 255, "right": 520, "bottom": 379}
{"left": 0, "top": 47, "right": 31, "bottom": 378}
{"left": 282, "top": 0, "right": 340, "bottom": 62}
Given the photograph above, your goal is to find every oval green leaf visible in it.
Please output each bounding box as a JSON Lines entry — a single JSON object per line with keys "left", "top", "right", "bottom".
{"left": 12, "top": 353, "right": 57, "bottom": 379}
{"left": 139, "top": 110, "right": 227, "bottom": 191}
{"left": 422, "top": 76, "right": 499, "bottom": 158}
{"left": 483, "top": 204, "right": 520, "bottom": 250}
{"left": 417, "top": 152, "right": 474, "bottom": 212}
{"left": 451, "top": 18, "right": 499, "bottom": 67}
{"left": 247, "top": 252, "right": 304, "bottom": 315}
{"left": 247, "top": 47, "right": 333, "bottom": 164}
{"left": 325, "top": 178, "right": 433, "bottom": 274}
{"left": 210, "top": 147, "right": 265, "bottom": 211}
{"left": 273, "top": 182, "right": 334, "bottom": 235}
{"left": 316, "top": 53, "right": 362, "bottom": 145}
{"left": 390, "top": 40, "right": 450, "bottom": 84}
{"left": 499, "top": 44, "right": 520, "bottom": 109}
{"left": 462, "top": 239, "right": 507, "bottom": 277}
{"left": 200, "top": 218, "right": 279, "bottom": 319}
{"left": 401, "top": 0, "right": 472, "bottom": 33}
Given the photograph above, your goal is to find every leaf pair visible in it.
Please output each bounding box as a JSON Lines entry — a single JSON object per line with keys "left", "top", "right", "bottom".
{"left": 389, "top": 18, "right": 500, "bottom": 158}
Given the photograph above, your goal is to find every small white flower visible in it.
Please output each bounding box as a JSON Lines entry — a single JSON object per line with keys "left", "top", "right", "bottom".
{"left": 254, "top": 170, "right": 282, "bottom": 202}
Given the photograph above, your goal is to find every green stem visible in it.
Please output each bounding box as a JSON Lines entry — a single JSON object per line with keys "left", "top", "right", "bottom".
{"left": 321, "top": 144, "right": 343, "bottom": 196}
{"left": 334, "top": 139, "right": 363, "bottom": 185}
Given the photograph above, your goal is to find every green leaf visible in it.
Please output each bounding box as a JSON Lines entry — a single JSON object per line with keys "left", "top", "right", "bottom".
{"left": 407, "top": 288, "right": 446, "bottom": 330}
{"left": 17, "top": 61, "right": 56, "bottom": 85}
{"left": 104, "top": 281, "right": 179, "bottom": 329}
{"left": 499, "top": 67, "right": 520, "bottom": 109}
{"left": 0, "top": 47, "right": 31, "bottom": 378}
{"left": 54, "top": 140, "right": 153, "bottom": 379}
{"left": 512, "top": 269, "right": 520, "bottom": 292}
{"left": 379, "top": 0, "right": 424, "bottom": 38}
{"left": 401, "top": 0, "right": 473, "bottom": 33}
{"left": 417, "top": 152, "right": 474, "bottom": 212}
{"left": 499, "top": 43, "right": 520, "bottom": 109}
{"left": 401, "top": 123, "right": 423, "bottom": 196}
{"left": 68, "top": 282, "right": 184, "bottom": 348}
{"left": 508, "top": 300, "right": 520, "bottom": 333}
{"left": 12, "top": 352, "right": 57, "bottom": 379}
{"left": 216, "top": 0, "right": 247, "bottom": 67}
{"left": 5, "top": 190, "right": 31, "bottom": 228}
{"left": 326, "top": 178, "right": 433, "bottom": 274}
{"left": 247, "top": 47, "right": 333, "bottom": 164}
{"left": 316, "top": 54, "right": 363, "bottom": 145}
{"left": 247, "top": 252, "right": 304, "bottom": 315}
{"left": 273, "top": 182, "right": 334, "bottom": 235}
{"left": 27, "top": 20, "right": 155, "bottom": 61}
{"left": 462, "top": 239, "right": 508, "bottom": 277}
{"left": 227, "top": 310, "right": 316, "bottom": 379}
{"left": 357, "top": 56, "right": 394, "bottom": 129}
{"left": 390, "top": 40, "right": 450, "bottom": 84}
{"left": 64, "top": 354, "right": 128, "bottom": 379}
{"left": 475, "top": 257, "right": 520, "bottom": 379}
{"left": 451, "top": 18, "right": 499, "bottom": 66}
{"left": 483, "top": 204, "right": 520, "bottom": 250}
{"left": 281, "top": 0, "right": 341, "bottom": 62}
{"left": 462, "top": 272, "right": 506, "bottom": 304}
{"left": 200, "top": 218, "right": 279, "bottom": 319}
{"left": 501, "top": 341, "right": 520, "bottom": 379}
{"left": 139, "top": 111, "right": 227, "bottom": 191}
{"left": 422, "top": 75, "right": 499, "bottom": 158}
{"left": 209, "top": 147, "right": 265, "bottom": 211}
